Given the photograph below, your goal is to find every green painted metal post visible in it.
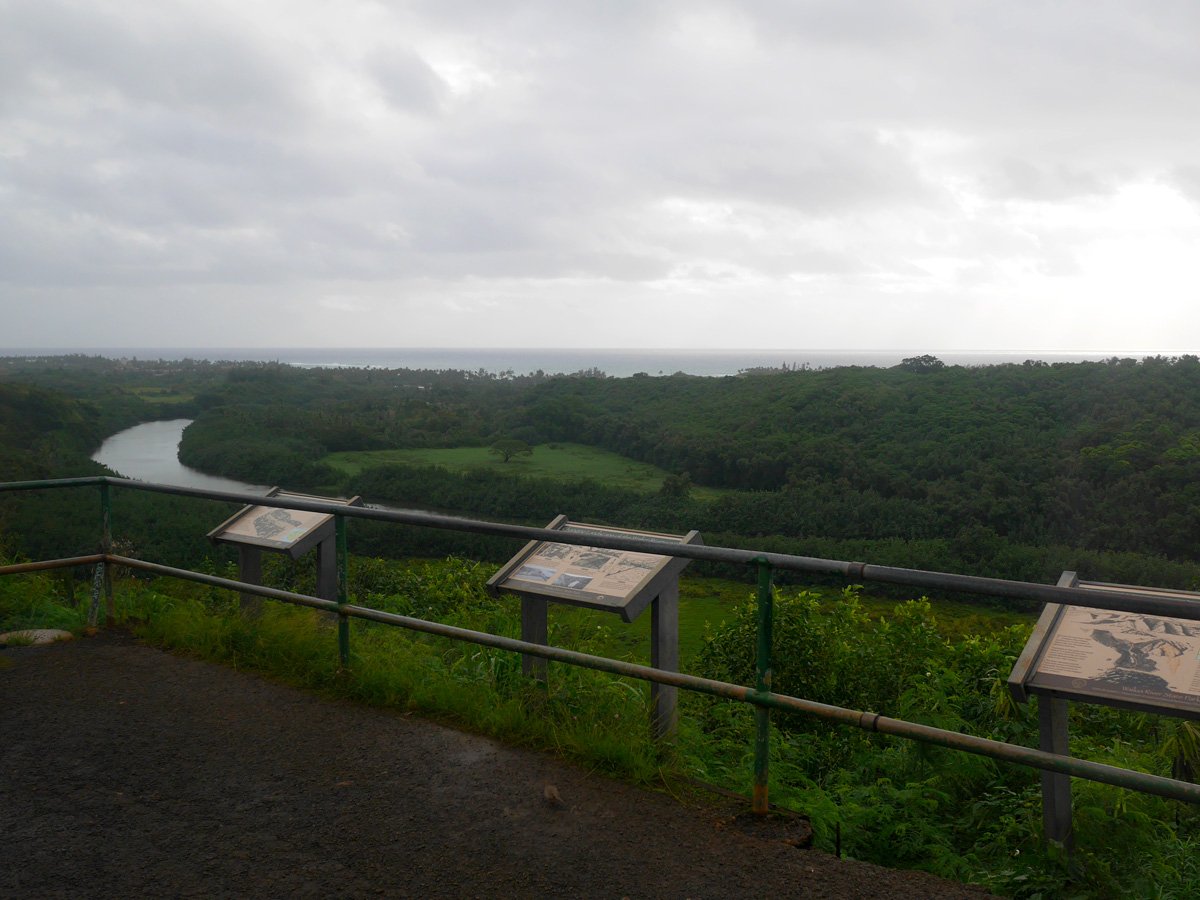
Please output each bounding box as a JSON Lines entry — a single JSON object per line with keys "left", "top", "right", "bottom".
{"left": 100, "top": 481, "right": 114, "bottom": 626}
{"left": 336, "top": 514, "right": 349, "bottom": 671}
{"left": 100, "top": 481, "right": 111, "bottom": 547}
{"left": 753, "top": 557, "right": 773, "bottom": 816}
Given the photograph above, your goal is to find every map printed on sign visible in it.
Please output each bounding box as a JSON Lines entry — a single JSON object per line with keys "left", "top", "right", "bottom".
{"left": 1032, "top": 605, "right": 1200, "bottom": 715}
{"left": 219, "top": 505, "right": 324, "bottom": 545}
{"left": 487, "top": 518, "right": 700, "bottom": 621}
{"left": 207, "top": 488, "right": 362, "bottom": 559}
{"left": 506, "top": 525, "right": 668, "bottom": 602}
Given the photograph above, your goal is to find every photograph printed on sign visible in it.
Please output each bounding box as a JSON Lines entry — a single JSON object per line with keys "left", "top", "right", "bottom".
{"left": 1038, "top": 607, "right": 1200, "bottom": 703}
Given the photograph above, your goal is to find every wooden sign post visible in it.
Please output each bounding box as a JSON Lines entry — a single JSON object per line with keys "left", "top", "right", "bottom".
{"left": 208, "top": 488, "right": 362, "bottom": 616}
{"left": 1009, "top": 572, "right": 1200, "bottom": 850}
{"left": 487, "top": 516, "right": 702, "bottom": 742}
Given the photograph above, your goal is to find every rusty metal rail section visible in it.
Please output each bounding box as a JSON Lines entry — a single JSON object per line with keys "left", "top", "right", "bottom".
{"left": 4, "top": 475, "right": 1200, "bottom": 812}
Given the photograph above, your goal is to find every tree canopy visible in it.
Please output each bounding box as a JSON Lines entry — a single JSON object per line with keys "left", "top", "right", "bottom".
{"left": 7, "top": 353, "right": 1200, "bottom": 593}
{"left": 488, "top": 439, "right": 533, "bottom": 463}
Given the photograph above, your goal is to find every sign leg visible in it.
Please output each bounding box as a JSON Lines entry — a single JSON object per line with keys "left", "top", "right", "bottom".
{"left": 315, "top": 536, "right": 338, "bottom": 625}
{"left": 237, "top": 546, "right": 263, "bottom": 618}
{"left": 650, "top": 581, "right": 679, "bottom": 743}
{"left": 86, "top": 561, "right": 104, "bottom": 629}
{"left": 521, "top": 596, "right": 548, "bottom": 682}
{"left": 1039, "top": 696, "right": 1073, "bottom": 851}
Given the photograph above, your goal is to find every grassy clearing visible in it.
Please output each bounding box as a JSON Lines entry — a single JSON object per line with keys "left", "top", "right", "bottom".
{"left": 124, "top": 386, "right": 195, "bottom": 404}
{"left": 322, "top": 443, "right": 730, "bottom": 501}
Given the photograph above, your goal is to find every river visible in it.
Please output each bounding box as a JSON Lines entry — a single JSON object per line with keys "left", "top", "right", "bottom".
{"left": 91, "top": 419, "right": 266, "bottom": 495}
{"left": 89, "top": 420, "right": 431, "bottom": 515}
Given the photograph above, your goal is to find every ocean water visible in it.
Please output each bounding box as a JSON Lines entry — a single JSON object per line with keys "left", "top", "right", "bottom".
{"left": 2, "top": 347, "right": 1175, "bottom": 378}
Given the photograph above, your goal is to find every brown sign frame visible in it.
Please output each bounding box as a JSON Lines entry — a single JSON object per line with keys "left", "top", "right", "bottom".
{"left": 207, "top": 487, "right": 363, "bottom": 561}
{"left": 486, "top": 515, "right": 701, "bottom": 623}
{"left": 1009, "top": 572, "right": 1200, "bottom": 720}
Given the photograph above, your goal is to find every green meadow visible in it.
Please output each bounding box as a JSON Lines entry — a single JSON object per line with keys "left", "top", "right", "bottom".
{"left": 124, "top": 386, "right": 195, "bottom": 404}
{"left": 322, "top": 442, "right": 730, "bottom": 501}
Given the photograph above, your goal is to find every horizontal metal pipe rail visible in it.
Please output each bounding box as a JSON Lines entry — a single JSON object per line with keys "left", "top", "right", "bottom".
{"left": 81, "top": 554, "right": 1200, "bottom": 806}
{"left": 5, "top": 476, "right": 1200, "bottom": 808}
{"left": 0, "top": 555, "right": 106, "bottom": 576}
{"left": 7, "top": 550, "right": 1198, "bottom": 806}
{"left": 5, "top": 476, "right": 1199, "bottom": 621}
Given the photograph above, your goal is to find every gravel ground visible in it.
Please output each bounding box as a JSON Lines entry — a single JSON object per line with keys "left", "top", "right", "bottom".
{"left": 0, "top": 629, "right": 997, "bottom": 900}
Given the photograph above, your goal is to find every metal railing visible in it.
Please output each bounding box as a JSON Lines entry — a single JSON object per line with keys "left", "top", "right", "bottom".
{"left": 4, "top": 475, "right": 1200, "bottom": 814}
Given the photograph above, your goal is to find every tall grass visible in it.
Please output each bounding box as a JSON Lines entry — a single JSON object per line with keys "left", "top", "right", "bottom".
{"left": 0, "top": 567, "right": 92, "bottom": 634}
{"left": 121, "top": 561, "right": 664, "bottom": 782}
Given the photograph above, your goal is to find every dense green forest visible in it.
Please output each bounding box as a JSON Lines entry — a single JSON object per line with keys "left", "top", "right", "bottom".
{"left": 0, "top": 369, "right": 239, "bottom": 569}
{"left": 151, "top": 353, "right": 1200, "bottom": 594}
{"left": 5, "top": 352, "right": 1200, "bottom": 593}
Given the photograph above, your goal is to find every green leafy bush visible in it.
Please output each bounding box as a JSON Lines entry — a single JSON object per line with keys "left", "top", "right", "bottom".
{"left": 689, "top": 587, "right": 1200, "bottom": 897}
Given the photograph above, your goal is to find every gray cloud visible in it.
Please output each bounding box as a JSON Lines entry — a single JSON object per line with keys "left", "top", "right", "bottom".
{"left": 2, "top": 1, "right": 1199, "bottom": 349}
{"left": 368, "top": 48, "right": 448, "bottom": 115}
{"left": 982, "top": 160, "right": 1112, "bottom": 203}
{"left": 2, "top": 2, "right": 306, "bottom": 123}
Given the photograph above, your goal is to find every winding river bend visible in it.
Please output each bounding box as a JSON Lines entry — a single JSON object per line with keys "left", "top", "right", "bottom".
{"left": 90, "top": 420, "right": 430, "bottom": 515}
{"left": 91, "top": 419, "right": 266, "bottom": 495}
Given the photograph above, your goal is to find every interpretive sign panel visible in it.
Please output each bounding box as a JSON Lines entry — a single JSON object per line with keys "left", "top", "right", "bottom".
{"left": 489, "top": 515, "right": 700, "bottom": 740}
{"left": 208, "top": 488, "right": 362, "bottom": 560}
{"left": 1009, "top": 575, "right": 1200, "bottom": 719}
{"left": 487, "top": 516, "right": 701, "bottom": 622}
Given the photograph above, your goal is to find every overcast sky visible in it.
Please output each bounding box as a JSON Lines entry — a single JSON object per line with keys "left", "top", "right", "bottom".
{"left": 2, "top": 1, "right": 1199, "bottom": 351}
